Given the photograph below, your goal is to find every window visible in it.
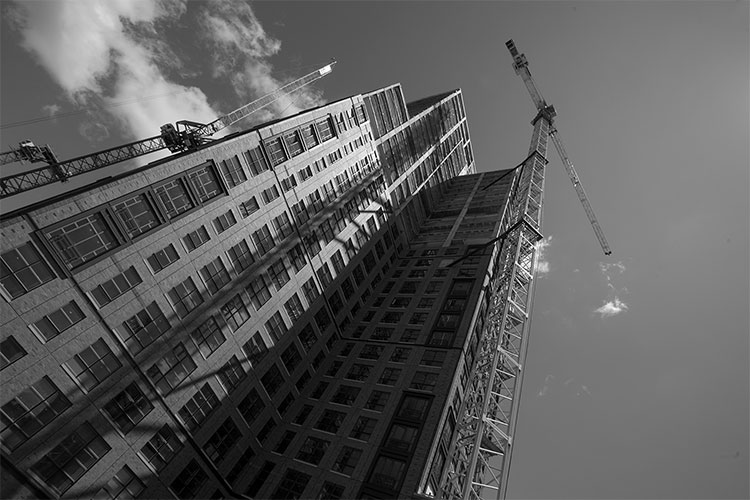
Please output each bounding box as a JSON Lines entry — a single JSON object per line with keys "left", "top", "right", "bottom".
{"left": 331, "top": 250, "right": 345, "bottom": 274}
{"left": 246, "top": 275, "right": 272, "bottom": 310}
{"left": 265, "top": 312, "right": 287, "bottom": 342}
{"left": 226, "top": 447, "right": 255, "bottom": 485}
{"left": 277, "top": 393, "right": 294, "bottom": 417}
{"left": 273, "top": 212, "right": 294, "bottom": 239}
{"left": 91, "top": 267, "right": 142, "bottom": 308}
{"left": 401, "top": 329, "right": 420, "bottom": 343}
{"left": 421, "top": 350, "right": 447, "bottom": 367}
{"left": 409, "top": 312, "right": 428, "bottom": 325}
{"left": 314, "top": 307, "right": 331, "bottom": 332}
{"left": 0, "top": 336, "right": 26, "bottom": 369}
{"left": 227, "top": 239, "right": 254, "bottom": 274}
{"left": 171, "top": 459, "right": 207, "bottom": 499}
{"left": 245, "top": 146, "right": 269, "bottom": 175}
{"left": 385, "top": 424, "right": 419, "bottom": 453}
{"left": 368, "top": 456, "right": 406, "bottom": 492}
{"left": 216, "top": 356, "right": 245, "bottom": 394}
{"left": 281, "top": 175, "right": 298, "bottom": 192}
{"left": 30, "top": 422, "right": 110, "bottom": 496}
{"left": 302, "top": 277, "right": 319, "bottom": 304}
{"left": 98, "top": 465, "right": 145, "bottom": 500}
{"left": 243, "top": 333, "right": 268, "bottom": 364}
{"left": 246, "top": 461, "right": 275, "bottom": 497}
{"left": 188, "top": 164, "right": 222, "bottom": 203}
{"left": 103, "top": 382, "right": 153, "bottom": 435}
{"left": 389, "top": 297, "right": 411, "bottom": 309}
{"left": 238, "top": 389, "right": 264, "bottom": 424}
{"left": 267, "top": 259, "right": 290, "bottom": 290}
{"left": 257, "top": 418, "right": 276, "bottom": 443}
{"left": 400, "top": 281, "right": 418, "bottom": 294}
{"left": 378, "top": 368, "right": 401, "bottom": 386}
{"left": 316, "top": 117, "right": 335, "bottom": 142}
{"left": 428, "top": 330, "right": 454, "bottom": 347}
{"left": 45, "top": 212, "right": 120, "bottom": 270}
{"left": 204, "top": 418, "right": 240, "bottom": 464}
{"left": 167, "top": 277, "right": 203, "bottom": 318}
{"left": 239, "top": 196, "right": 260, "bottom": 217}
{"left": 390, "top": 348, "right": 411, "bottom": 364}
{"left": 298, "top": 165, "right": 313, "bottom": 182}
{"left": 297, "top": 437, "right": 329, "bottom": 465}
{"left": 328, "top": 290, "right": 343, "bottom": 314}
{"left": 291, "top": 200, "right": 309, "bottom": 225}
{"left": 190, "top": 317, "right": 225, "bottom": 359}
{"left": 316, "top": 263, "right": 333, "bottom": 287}
{"left": 146, "top": 243, "right": 179, "bottom": 273}
{"left": 220, "top": 156, "right": 247, "bottom": 187}
{"left": 293, "top": 405, "right": 313, "bottom": 425}
{"left": 213, "top": 209, "right": 237, "bottom": 234}
{"left": 154, "top": 178, "right": 194, "bottom": 219}
{"left": 298, "top": 324, "right": 317, "bottom": 352}
{"left": 147, "top": 342, "right": 197, "bottom": 394}
{"left": 112, "top": 193, "right": 160, "bottom": 239}
{"left": 371, "top": 327, "right": 393, "bottom": 341}
{"left": 178, "top": 383, "right": 220, "bottom": 432}
{"left": 252, "top": 225, "right": 275, "bottom": 256}
{"left": 0, "top": 376, "right": 71, "bottom": 451}
{"left": 365, "top": 390, "right": 389, "bottom": 411}
{"left": 116, "top": 302, "right": 170, "bottom": 355}
{"left": 418, "top": 297, "right": 435, "bottom": 309}
{"left": 398, "top": 395, "right": 431, "bottom": 421}
{"left": 200, "top": 257, "right": 231, "bottom": 295}
{"left": 436, "top": 312, "right": 461, "bottom": 329}
{"left": 274, "top": 430, "right": 295, "bottom": 453}
{"left": 31, "top": 300, "right": 85, "bottom": 341}
{"left": 345, "top": 363, "right": 371, "bottom": 382}
{"left": 305, "top": 230, "right": 321, "bottom": 255}
{"left": 331, "top": 385, "right": 360, "bottom": 406}
{"left": 141, "top": 425, "right": 182, "bottom": 471}
{"left": 288, "top": 244, "right": 306, "bottom": 273}
{"left": 317, "top": 482, "right": 345, "bottom": 500}
{"left": 332, "top": 447, "right": 362, "bottom": 476}
{"left": 341, "top": 416, "right": 380, "bottom": 449}
{"left": 308, "top": 189, "right": 323, "bottom": 213}
{"left": 300, "top": 124, "right": 319, "bottom": 149}
{"left": 295, "top": 371, "right": 311, "bottom": 392}
{"left": 64, "top": 339, "right": 122, "bottom": 392}
{"left": 183, "top": 225, "right": 210, "bottom": 252}
{"left": 411, "top": 372, "right": 439, "bottom": 391}
{"left": 221, "top": 294, "right": 250, "bottom": 331}
{"left": 265, "top": 137, "right": 288, "bottom": 165}
{"left": 310, "top": 381, "right": 328, "bottom": 399}
{"left": 261, "top": 364, "right": 284, "bottom": 397}
{"left": 261, "top": 185, "right": 280, "bottom": 204}
{"left": 285, "top": 131, "right": 304, "bottom": 157}
{"left": 280, "top": 343, "right": 301, "bottom": 373}
{"left": 315, "top": 410, "right": 346, "bottom": 434}
{"left": 449, "top": 280, "right": 472, "bottom": 297}
{"left": 359, "top": 345, "right": 384, "bottom": 360}
{"left": 284, "top": 293, "right": 304, "bottom": 322}
{"left": 272, "top": 469, "right": 311, "bottom": 499}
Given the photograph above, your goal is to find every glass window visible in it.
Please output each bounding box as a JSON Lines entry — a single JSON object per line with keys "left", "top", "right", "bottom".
{"left": 364, "top": 390, "right": 389, "bottom": 412}
{"left": 410, "top": 372, "right": 439, "bottom": 392}
{"left": 46, "top": 212, "right": 120, "bottom": 269}
{"left": 146, "top": 342, "right": 197, "bottom": 394}
{"left": 296, "top": 437, "right": 329, "bottom": 465}
{"left": 300, "top": 124, "right": 319, "bottom": 149}
{"left": 316, "top": 117, "right": 335, "bottom": 142}
{"left": 187, "top": 164, "right": 222, "bottom": 203}
{"left": 0, "top": 376, "right": 71, "bottom": 451}
{"left": 285, "top": 131, "right": 304, "bottom": 157}
{"left": 116, "top": 302, "right": 170, "bottom": 355}
{"left": 331, "top": 385, "right": 360, "bottom": 406}
{"left": 265, "top": 137, "right": 288, "bottom": 165}
{"left": 226, "top": 447, "right": 255, "bottom": 486}
{"left": 141, "top": 425, "right": 183, "bottom": 472}
{"left": 227, "top": 239, "right": 254, "bottom": 274}
{"left": 146, "top": 243, "right": 179, "bottom": 273}
{"left": 97, "top": 465, "right": 145, "bottom": 500}
{"left": 345, "top": 363, "right": 371, "bottom": 382}
{"left": 220, "top": 156, "right": 247, "bottom": 187}
{"left": 243, "top": 332, "right": 268, "bottom": 364}
{"left": 203, "top": 417, "right": 240, "bottom": 464}
{"left": 284, "top": 293, "right": 305, "bottom": 322}
{"left": 332, "top": 446, "right": 362, "bottom": 476}
{"left": 274, "top": 429, "right": 295, "bottom": 453}
{"left": 272, "top": 469, "right": 310, "bottom": 499}
{"left": 237, "top": 389, "right": 264, "bottom": 425}
{"left": 273, "top": 212, "right": 294, "bottom": 240}
{"left": 368, "top": 456, "right": 406, "bottom": 492}
{"left": 267, "top": 259, "right": 290, "bottom": 290}
{"left": 0, "top": 336, "right": 26, "bottom": 370}
{"left": 301, "top": 277, "right": 318, "bottom": 304}
{"left": 261, "top": 185, "right": 280, "bottom": 204}
{"left": 244, "top": 146, "right": 269, "bottom": 175}
{"left": 420, "top": 350, "right": 447, "bottom": 367}
{"left": 252, "top": 225, "right": 275, "bottom": 256}
{"left": 213, "top": 209, "right": 237, "bottom": 234}
{"left": 103, "top": 382, "right": 153, "bottom": 435}
{"left": 289, "top": 244, "right": 306, "bottom": 273}
{"left": 0, "top": 242, "right": 55, "bottom": 299}
{"left": 167, "top": 278, "right": 203, "bottom": 318}
{"left": 154, "top": 178, "right": 194, "bottom": 219}
{"left": 261, "top": 364, "right": 284, "bottom": 397}
{"left": 190, "top": 317, "right": 225, "bottom": 359}
{"left": 298, "top": 323, "right": 317, "bottom": 352}
{"left": 217, "top": 356, "right": 245, "bottom": 394}
{"left": 171, "top": 459, "right": 207, "bottom": 499}
{"left": 385, "top": 424, "right": 419, "bottom": 453}
{"left": 239, "top": 196, "right": 260, "bottom": 217}
{"left": 315, "top": 409, "right": 346, "bottom": 434}
{"left": 112, "top": 193, "right": 160, "bottom": 239}
{"left": 293, "top": 404, "right": 313, "bottom": 425}
{"left": 32, "top": 300, "right": 85, "bottom": 341}
{"left": 265, "top": 311, "right": 287, "bottom": 342}
{"left": 91, "top": 266, "right": 141, "bottom": 307}
{"left": 221, "top": 294, "right": 250, "bottom": 331}
{"left": 182, "top": 225, "right": 210, "bottom": 252}
{"left": 64, "top": 338, "right": 122, "bottom": 392}
{"left": 30, "top": 422, "right": 110, "bottom": 496}
{"left": 350, "top": 416, "right": 376, "bottom": 441}
{"left": 199, "top": 257, "right": 231, "bottom": 295}
{"left": 317, "top": 481, "right": 345, "bottom": 500}
{"left": 378, "top": 368, "right": 401, "bottom": 386}
{"left": 178, "top": 383, "right": 219, "bottom": 432}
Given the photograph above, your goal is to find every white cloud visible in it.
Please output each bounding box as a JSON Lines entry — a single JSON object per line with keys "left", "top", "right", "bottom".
{"left": 595, "top": 260, "right": 630, "bottom": 318}
{"left": 594, "top": 297, "right": 629, "bottom": 318}
{"left": 42, "top": 103, "right": 61, "bottom": 117}
{"left": 537, "top": 374, "right": 555, "bottom": 397}
{"left": 535, "top": 235, "right": 552, "bottom": 277}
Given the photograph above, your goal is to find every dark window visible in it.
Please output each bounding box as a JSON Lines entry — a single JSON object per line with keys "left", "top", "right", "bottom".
{"left": 298, "top": 323, "right": 317, "bottom": 352}
{"left": 300, "top": 124, "right": 319, "bottom": 149}
{"left": 288, "top": 244, "right": 306, "bottom": 273}
{"left": 285, "top": 131, "right": 304, "bottom": 157}
{"left": 0, "top": 336, "right": 26, "bottom": 370}
{"left": 265, "top": 311, "right": 287, "bottom": 342}
{"left": 226, "top": 447, "right": 255, "bottom": 485}
{"left": 261, "top": 364, "right": 284, "bottom": 397}
{"left": 191, "top": 317, "right": 225, "bottom": 359}
{"left": 268, "top": 259, "right": 290, "bottom": 290}
{"left": 147, "top": 342, "right": 197, "bottom": 394}
{"left": 64, "top": 338, "right": 122, "bottom": 392}
{"left": 243, "top": 332, "right": 268, "bottom": 364}
{"left": 103, "top": 382, "right": 153, "bottom": 435}
{"left": 244, "top": 147, "right": 269, "bottom": 175}
{"left": 203, "top": 418, "right": 240, "bottom": 464}
{"left": 280, "top": 344, "right": 301, "bottom": 373}
{"left": 213, "top": 209, "right": 237, "bottom": 234}
{"left": 274, "top": 430, "right": 295, "bottom": 454}
{"left": 112, "top": 193, "right": 160, "bottom": 239}
{"left": 147, "top": 243, "right": 179, "bottom": 273}
{"left": 390, "top": 347, "right": 411, "bottom": 363}
{"left": 277, "top": 393, "right": 294, "bottom": 417}
{"left": 246, "top": 274, "right": 272, "bottom": 310}
{"left": 345, "top": 363, "right": 371, "bottom": 382}
{"left": 317, "top": 481, "right": 345, "bottom": 500}
{"left": 273, "top": 212, "right": 294, "bottom": 240}
{"left": 221, "top": 294, "right": 250, "bottom": 331}
{"left": 281, "top": 175, "right": 298, "bottom": 192}
{"left": 420, "top": 350, "right": 447, "bottom": 367}
{"left": 0, "top": 376, "right": 71, "bottom": 451}
{"left": 257, "top": 418, "right": 276, "bottom": 443}
{"left": 385, "top": 423, "right": 420, "bottom": 453}
{"left": 315, "top": 410, "right": 346, "bottom": 434}
{"left": 183, "top": 225, "right": 210, "bottom": 252}
{"left": 261, "top": 185, "right": 280, "bottom": 204}
{"left": 331, "top": 446, "right": 362, "bottom": 476}
{"left": 252, "top": 225, "right": 275, "bottom": 256}
{"left": 272, "top": 469, "right": 310, "bottom": 499}
{"left": 293, "top": 405, "right": 313, "bottom": 425}
{"left": 350, "top": 416, "right": 376, "bottom": 441}
{"left": 239, "top": 196, "right": 260, "bottom": 217}
{"left": 316, "top": 117, "right": 335, "bottom": 142}
{"left": 365, "top": 390, "right": 389, "bottom": 412}
{"left": 98, "top": 465, "right": 145, "bottom": 500}
{"left": 378, "top": 368, "right": 401, "bottom": 386}
{"left": 284, "top": 293, "right": 305, "bottom": 321}
{"left": 265, "top": 137, "right": 288, "bottom": 165}
{"left": 314, "top": 307, "right": 331, "bottom": 332}
{"left": 398, "top": 395, "right": 431, "bottom": 421}
{"left": 220, "top": 156, "right": 247, "bottom": 187}
{"left": 428, "top": 330, "right": 454, "bottom": 347}
{"left": 295, "top": 371, "right": 311, "bottom": 392}
{"left": 167, "top": 277, "right": 203, "bottom": 318}
{"left": 302, "top": 277, "right": 319, "bottom": 304}
{"left": 46, "top": 212, "right": 119, "bottom": 269}
{"left": 117, "top": 302, "right": 170, "bottom": 355}
{"left": 178, "top": 383, "right": 220, "bottom": 432}
{"left": 154, "top": 178, "right": 194, "bottom": 219}
{"left": 188, "top": 164, "right": 222, "bottom": 203}
{"left": 310, "top": 381, "right": 328, "bottom": 399}
{"left": 32, "top": 300, "right": 85, "bottom": 341}
{"left": 30, "top": 422, "right": 110, "bottom": 496}
{"left": 237, "top": 389, "right": 264, "bottom": 424}
{"left": 410, "top": 372, "right": 439, "bottom": 392}
{"left": 227, "top": 239, "right": 254, "bottom": 274}
{"left": 367, "top": 456, "right": 406, "bottom": 492}
{"left": 331, "top": 385, "right": 360, "bottom": 406}
{"left": 296, "top": 437, "right": 329, "bottom": 465}
{"left": 171, "top": 459, "right": 207, "bottom": 499}
{"left": 359, "top": 345, "right": 384, "bottom": 360}
{"left": 200, "top": 257, "right": 231, "bottom": 295}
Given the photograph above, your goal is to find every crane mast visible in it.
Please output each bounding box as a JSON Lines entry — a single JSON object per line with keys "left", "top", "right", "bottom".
{"left": 0, "top": 61, "right": 335, "bottom": 199}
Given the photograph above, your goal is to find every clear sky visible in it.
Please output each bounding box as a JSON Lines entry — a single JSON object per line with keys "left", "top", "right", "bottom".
{"left": 1, "top": 1, "right": 748, "bottom": 498}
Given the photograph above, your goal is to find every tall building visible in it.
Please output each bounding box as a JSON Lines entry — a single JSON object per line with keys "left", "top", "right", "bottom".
{"left": 0, "top": 83, "right": 515, "bottom": 499}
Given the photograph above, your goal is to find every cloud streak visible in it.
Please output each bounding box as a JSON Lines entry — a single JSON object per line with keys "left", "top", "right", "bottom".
{"left": 594, "top": 260, "right": 630, "bottom": 318}
{"left": 535, "top": 235, "right": 552, "bottom": 277}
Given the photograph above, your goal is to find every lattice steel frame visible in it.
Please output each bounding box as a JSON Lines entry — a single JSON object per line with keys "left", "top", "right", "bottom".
{"left": 439, "top": 111, "right": 551, "bottom": 500}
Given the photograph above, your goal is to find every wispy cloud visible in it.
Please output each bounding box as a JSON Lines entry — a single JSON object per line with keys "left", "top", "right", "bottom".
{"left": 594, "top": 297, "right": 629, "bottom": 318}
{"left": 535, "top": 235, "right": 552, "bottom": 277}
{"left": 594, "top": 260, "right": 630, "bottom": 318}
{"left": 537, "top": 374, "right": 555, "bottom": 397}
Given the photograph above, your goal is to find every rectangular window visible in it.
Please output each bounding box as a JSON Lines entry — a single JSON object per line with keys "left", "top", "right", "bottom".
{"left": 291, "top": 200, "right": 309, "bottom": 225}
{"left": 293, "top": 405, "right": 313, "bottom": 425}
{"left": 64, "top": 338, "right": 122, "bottom": 392}
{"left": 31, "top": 300, "right": 85, "bottom": 341}
{"left": 91, "top": 267, "right": 141, "bottom": 308}
{"left": 0, "top": 336, "right": 26, "bottom": 369}
{"left": 0, "top": 376, "right": 71, "bottom": 451}
{"left": 46, "top": 211, "right": 120, "bottom": 270}
{"left": 227, "top": 239, "right": 254, "bottom": 274}
{"left": 221, "top": 294, "right": 250, "bottom": 331}
{"left": 365, "top": 390, "right": 389, "bottom": 412}
{"left": 243, "top": 332, "right": 268, "bottom": 364}
{"left": 298, "top": 323, "right": 318, "bottom": 352}
{"left": 331, "top": 385, "right": 360, "bottom": 406}
{"left": 300, "top": 124, "right": 319, "bottom": 149}
{"left": 274, "top": 430, "right": 295, "bottom": 454}
{"left": 265, "top": 311, "right": 287, "bottom": 342}
{"left": 296, "top": 371, "right": 311, "bottom": 392}
{"left": 378, "top": 368, "right": 402, "bottom": 386}
{"left": 217, "top": 355, "right": 245, "bottom": 393}
{"left": 0, "top": 242, "right": 55, "bottom": 299}
{"left": 171, "top": 459, "right": 207, "bottom": 499}
{"left": 245, "top": 146, "right": 269, "bottom": 175}
{"left": 213, "top": 209, "right": 237, "bottom": 234}
{"left": 277, "top": 393, "right": 294, "bottom": 417}
{"left": 331, "top": 250, "right": 345, "bottom": 274}
{"left": 273, "top": 469, "right": 311, "bottom": 499}
{"left": 280, "top": 344, "right": 301, "bottom": 373}
{"left": 410, "top": 372, "right": 439, "bottom": 392}
{"left": 141, "top": 425, "right": 182, "bottom": 472}
{"left": 178, "top": 383, "right": 220, "bottom": 432}
{"left": 385, "top": 423, "right": 419, "bottom": 454}
{"left": 116, "top": 302, "right": 170, "bottom": 355}
{"left": 285, "top": 131, "right": 304, "bottom": 157}
{"left": 261, "top": 364, "right": 284, "bottom": 397}
{"left": 265, "top": 137, "right": 288, "bottom": 165}
{"left": 315, "top": 409, "right": 346, "bottom": 434}
{"left": 298, "top": 165, "right": 313, "bottom": 183}
{"left": 359, "top": 345, "right": 384, "bottom": 360}
{"left": 289, "top": 244, "right": 306, "bottom": 273}
{"left": 239, "top": 196, "right": 260, "bottom": 217}
{"left": 273, "top": 212, "right": 294, "bottom": 240}
{"left": 147, "top": 342, "right": 197, "bottom": 394}
{"left": 220, "top": 156, "right": 247, "bottom": 187}
{"left": 257, "top": 418, "right": 275, "bottom": 444}
{"left": 103, "top": 382, "right": 153, "bottom": 435}
{"left": 30, "top": 422, "right": 110, "bottom": 496}
{"left": 226, "top": 447, "right": 255, "bottom": 486}
{"left": 296, "top": 437, "right": 329, "bottom": 465}
{"left": 267, "top": 259, "right": 290, "bottom": 291}
{"left": 420, "top": 350, "right": 447, "bottom": 367}
{"left": 154, "top": 178, "right": 194, "bottom": 219}
{"left": 281, "top": 174, "right": 298, "bottom": 192}
{"left": 183, "top": 225, "right": 210, "bottom": 252}
{"left": 310, "top": 381, "right": 328, "bottom": 399}
{"left": 302, "top": 277, "right": 319, "bottom": 304}
{"left": 390, "top": 347, "right": 411, "bottom": 363}
{"left": 318, "top": 482, "right": 345, "bottom": 500}
{"left": 261, "top": 185, "right": 280, "bottom": 204}
{"left": 428, "top": 330, "right": 454, "bottom": 347}
{"left": 167, "top": 277, "right": 203, "bottom": 318}
{"left": 368, "top": 456, "right": 406, "bottom": 492}
{"left": 112, "top": 193, "right": 160, "bottom": 239}
{"left": 316, "top": 117, "right": 335, "bottom": 142}
{"left": 187, "top": 164, "right": 222, "bottom": 203}
{"left": 409, "top": 312, "right": 428, "bottom": 325}
{"left": 147, "top": 243, "right": 179, "bottom": 273}
{"left": 252, "top": 225, "right": 275, "bottom": 256}
{"left": 345, "top": 363, "right": 371, "bottom": 382}
{"left": 237, "top": 388, "right": 264, "bottom": 424}
{"left": 350, "top": 417, "right": 376, "bottom": 442}
{"left": 203, "top": 418, "right": 240, "bottom": 464}
{"left": 332, "top": 446, "right": 362, "bottom": 476}
{"left": 98, "top": 465, "right": 145, "bottom": 500}
{"left": 317, "top": 263, "right": 333, "bottom": 288}
{"left": 190, "top": 317, "right": 226, "bottom": 359}
{"left": 199, "top": 257, "right": 231, "bottom": 295}
{"left": 284, "top": 293, "right": 305, "bottom": 321}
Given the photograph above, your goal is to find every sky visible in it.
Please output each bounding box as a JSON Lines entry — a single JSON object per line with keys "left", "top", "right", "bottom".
{"left": 1, "top": 1, "right": 748, "bottom": 499}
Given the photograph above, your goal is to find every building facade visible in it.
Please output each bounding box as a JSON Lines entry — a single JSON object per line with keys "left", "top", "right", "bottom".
{"left": 0, "top": 83, "right": 513, "bottom": 499}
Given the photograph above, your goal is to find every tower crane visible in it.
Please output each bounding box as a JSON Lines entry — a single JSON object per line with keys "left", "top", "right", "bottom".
{"left": 506, "top": 39, "right": 611, "bottom": 255}
{"left": 438, "top": 40, "right": 610, "bottom": 500}
{"left": 0, "top": 61, "right": 335, "bottom": 199}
